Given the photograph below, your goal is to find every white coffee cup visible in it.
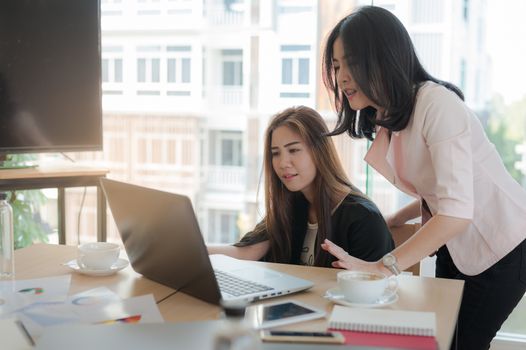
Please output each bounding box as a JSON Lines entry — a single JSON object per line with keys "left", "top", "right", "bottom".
{"left": 77, "top": 242, "right": 120, "bottom": 270}
{"left": 337, "top": 270, "right": 398, "bottom": 304}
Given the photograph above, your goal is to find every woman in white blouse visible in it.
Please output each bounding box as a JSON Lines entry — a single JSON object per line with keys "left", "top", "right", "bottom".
{"left": 320, "top": 6, "right": 526, "bottom": 350}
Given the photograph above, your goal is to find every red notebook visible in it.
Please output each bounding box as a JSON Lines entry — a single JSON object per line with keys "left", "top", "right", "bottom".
{"left": 328, "top": 306, "right": 438, "bottom": 350}
{"left": 328, "top": 329, "right": 437, "bottom": 350}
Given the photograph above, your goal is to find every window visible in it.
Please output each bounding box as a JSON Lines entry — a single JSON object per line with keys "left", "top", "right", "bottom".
{"left": 207, "top": 209, "right": 239, "bottom": 243}
{"left": 280, "top": 45, "right": 310, "bottom": 85}
{"left": 137, "top": 59, "right": 160, "bottom": 82}
{"left": 137, "top": 46, "right": 161, "bottom": 83}
{"left": 209, "top": 131, "right": 243, "bottom": 167}
{"left": 279, "top": 45, "right": 311, "bottom": 98}
{"left": 101, "top": 46, "right": 123, "bottom": 94}
{"left": 136, "top": 46, "right": 161, "bottom": 95}
{"left": 166, "top": 45, "right": 192, "bottom": 96}
{"left": 101, "top": 58, "right": 122, "bottom": 83}
{"left": 166, "top": 46, "right": 192, "bottom": 83}
{"left": 222, "top": 49, "right": 243, "bottom": 86}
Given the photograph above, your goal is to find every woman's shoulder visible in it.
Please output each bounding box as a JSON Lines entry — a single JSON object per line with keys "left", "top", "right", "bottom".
{"left": 413, "top": 81, "right": 471, "bottom": 135}
{"left": 333, "top": 193, "right": 393, "bottom": 256}
{"left": 336, "top": 193, "right": 383, "bottom": 220}
{"left": 417, "top": 81, "right": 462, "bottom": 108}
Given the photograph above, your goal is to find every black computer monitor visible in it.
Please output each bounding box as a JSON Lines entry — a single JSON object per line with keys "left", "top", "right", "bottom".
{"left": 0, "top": 0, "right": 102, "bottom": 156}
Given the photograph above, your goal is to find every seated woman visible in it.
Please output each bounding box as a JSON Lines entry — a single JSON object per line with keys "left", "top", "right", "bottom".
{"left": 208, "top": 106, "right": 393, "bottom": 267}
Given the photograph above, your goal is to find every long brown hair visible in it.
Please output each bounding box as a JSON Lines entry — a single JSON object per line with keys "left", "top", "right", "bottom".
{"left": 255, "top": 106, "right": 362, "bottom": 266}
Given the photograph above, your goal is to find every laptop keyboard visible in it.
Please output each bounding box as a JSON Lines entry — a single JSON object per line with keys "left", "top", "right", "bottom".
{"left": 214, "top": 270, "right": 273, "bottom": 297}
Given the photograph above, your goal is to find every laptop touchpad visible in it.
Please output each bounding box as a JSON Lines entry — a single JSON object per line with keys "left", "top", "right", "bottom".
{"left": 230, "top": 267, "right": 283, "bottom": 280}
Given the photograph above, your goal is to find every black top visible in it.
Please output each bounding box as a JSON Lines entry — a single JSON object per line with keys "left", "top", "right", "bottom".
{"left": 234, "top": 193, "right": 394, "bottom": 267}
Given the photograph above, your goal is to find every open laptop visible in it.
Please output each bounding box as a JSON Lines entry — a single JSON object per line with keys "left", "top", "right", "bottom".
{"left": 100, "top": 178, "right": 313, "bottom": 305}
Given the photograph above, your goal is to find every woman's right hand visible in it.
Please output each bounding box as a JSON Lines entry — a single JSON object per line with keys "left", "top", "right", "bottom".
{"left": 321, "top": 239, "right": 385, "bottom": 274}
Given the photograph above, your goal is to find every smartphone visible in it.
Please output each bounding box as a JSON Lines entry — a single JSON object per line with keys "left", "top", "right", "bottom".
{"left": 260, "top": 330, "right": 345, "bottom": 344}
{"left": 244, "top": 300, "right": 325, "bottom": 329}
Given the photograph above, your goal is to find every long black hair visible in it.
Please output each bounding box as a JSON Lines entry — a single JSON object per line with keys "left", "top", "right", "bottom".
{"left": 323, "top": 6, "right": 464, "bottom": 140}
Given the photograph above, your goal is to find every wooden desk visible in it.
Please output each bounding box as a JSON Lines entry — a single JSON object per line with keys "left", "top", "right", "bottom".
{"left": 15, "top": 244, "right": 176, "bottom": 302}
{"left": 0, "top": 163, "right": 109, "bottom": 243}
{"left": 16, "top": 244, "right": 463, "bottom": 350}
{"left": 159, "top": 261, "right": 464, "bottom": 350}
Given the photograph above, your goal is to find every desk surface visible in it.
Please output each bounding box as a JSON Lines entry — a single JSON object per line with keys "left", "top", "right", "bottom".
{"left": 160, "top": 261, "right": 463, "bottom": 350}
{"left": 15, "top": 244, "right": 174, "bottom": 302}
{"left": 0, "top": 162, "right": 109, "bottom": 181}
{"left": 15, "top": 244, "right": 463, "bottom": 350}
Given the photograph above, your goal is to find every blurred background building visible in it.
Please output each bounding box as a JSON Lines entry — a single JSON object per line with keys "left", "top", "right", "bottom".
{"left": 63, "top": 0, "right": 492, "bottom": 245}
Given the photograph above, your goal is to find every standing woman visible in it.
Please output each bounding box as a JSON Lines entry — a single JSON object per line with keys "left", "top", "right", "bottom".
{"left": 209, "top": 106, "right": 393, "bottom": 267}
{"left": 320, "top": 6, "right": 526, "bottom": 349}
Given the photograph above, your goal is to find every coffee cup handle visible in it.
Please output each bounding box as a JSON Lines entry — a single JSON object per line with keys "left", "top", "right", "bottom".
{"left": 77, "top": 256, "right": 87, "bottom": 270}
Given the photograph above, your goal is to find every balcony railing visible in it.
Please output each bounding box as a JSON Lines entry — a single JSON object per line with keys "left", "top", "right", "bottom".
{"left": 205, "top": 2, "right": 245, "bottom": 26}
{"left": 204, "top": 165, "right": 246, "bottom": 190}
{"left": 206, "top": 86, "right": 244, "bottom": 107}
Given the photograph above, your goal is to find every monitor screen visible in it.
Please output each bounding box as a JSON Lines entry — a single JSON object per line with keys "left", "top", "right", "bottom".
{"left": 0, "top": 0, "right": 102, "bottom": 154}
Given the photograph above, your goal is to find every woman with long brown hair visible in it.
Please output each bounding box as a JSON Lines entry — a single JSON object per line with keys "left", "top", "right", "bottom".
{"left": 209, "top": 105, "right": 393, "bottom": 267}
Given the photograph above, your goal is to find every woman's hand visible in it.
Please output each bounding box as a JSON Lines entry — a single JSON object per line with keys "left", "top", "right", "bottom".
{"left": 321, "top": 239, "right": 384, "bottom": 274}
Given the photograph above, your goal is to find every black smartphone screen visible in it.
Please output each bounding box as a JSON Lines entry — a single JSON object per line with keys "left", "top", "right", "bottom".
{"left": 262, "top": 302, "right": 315, "bottom": 321}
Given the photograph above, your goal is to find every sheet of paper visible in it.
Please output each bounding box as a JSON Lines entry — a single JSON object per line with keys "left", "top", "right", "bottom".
{"left": 0, "top": 275, "right": 71, "bottom": 315}
{"left": 13, "top": 288, "right": 163, "bottom": 341}
{"left": 17, "top": 286, "right": 121, "bottom": 325}
{"left": 14, "top": 287, "right": 122, "bottom": 340}
{"left": 65, "top": 286, "right": 122, "bottom": 307}
{"left": 78, "top": 294, "right": 164, "bottom": 324}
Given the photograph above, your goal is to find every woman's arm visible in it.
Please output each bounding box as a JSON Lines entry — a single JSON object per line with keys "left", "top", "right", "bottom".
{"left": 382, "top": 214, "right": 470, "bottom": 273}
{"left": 384, "top": 200, "right": 420, "bottom": 228}
{"left": 207, "top": 240, "right": 270, "bottom": 261}
{"left": 322, "top": 214, "right": 471, "bottom": 274}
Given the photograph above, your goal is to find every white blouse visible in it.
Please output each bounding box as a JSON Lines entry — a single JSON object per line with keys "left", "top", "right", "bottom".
{"left": 365, "top": 81, "right": 526, "bottom": 275}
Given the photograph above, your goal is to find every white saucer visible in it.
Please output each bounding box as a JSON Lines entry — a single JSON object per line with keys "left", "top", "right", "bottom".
{"left": 63, "top": 258, "right": 129, "bottom": 276}
{"left": 324, "top": 287, "right": 398, "bottom": 308}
